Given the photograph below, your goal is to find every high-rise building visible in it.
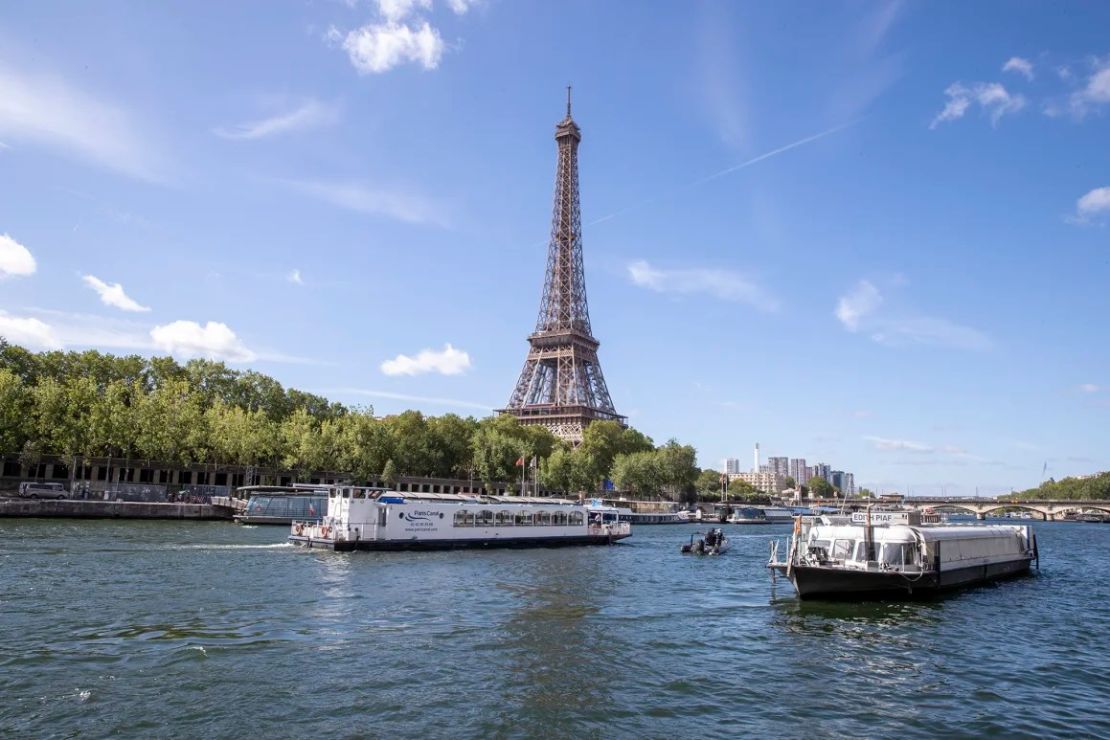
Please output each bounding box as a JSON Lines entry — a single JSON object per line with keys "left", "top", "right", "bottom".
{"left": 724, "top": 458, "right": 742, "bottom": 475}
{"left": 753, "top": 443, "right": 761, "bottom": 473}
{"left": 831, "top": 470, "right": 845, "bottom": 492}
{"left": 500, "top": 91, "right": 623, "bottom": 442}
{"left": 813, "top": 463, "right": 832, "bottom": 483}
{"left": 768, "top": 456, "right": 789, "bottom": 478}
{"left": 789, "top": 458, "right": 809, "bottom": 486}
{"left": 843, "top": 473, "right": 856, "bottom": 497}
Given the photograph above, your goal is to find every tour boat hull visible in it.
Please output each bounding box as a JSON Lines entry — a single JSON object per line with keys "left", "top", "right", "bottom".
{"left": 290, "top": 532, "right": 630, "bottom": 552}
{"left": 789, "top": 557, "right": 1033, "bottom": 600}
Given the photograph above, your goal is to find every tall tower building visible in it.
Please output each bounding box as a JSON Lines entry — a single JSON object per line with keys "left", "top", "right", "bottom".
{"left": 501, "top": 90, "right": 624, "bottom": 442}
{"left": 724, "top": 458, "right": 742, "bottom": 475}
{"left": 789, "top": 458, "right": 809, "bottom": 485}
{"left": 753, "top": 443, "right": 761, "bottom": 473}
{"left": 768, "top": 456, "right": 790, "bottom": 477}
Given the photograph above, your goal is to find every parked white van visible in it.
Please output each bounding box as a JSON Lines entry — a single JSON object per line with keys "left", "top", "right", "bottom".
{"left": 17, "top": 482, "right": 67, "bottom": 499}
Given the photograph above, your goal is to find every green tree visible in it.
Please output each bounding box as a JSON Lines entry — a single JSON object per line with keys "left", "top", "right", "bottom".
{"left": 783, "top": 475, "right": 796, "bottom": 490}
{"left": 381, "top": 458, "right": 398, "bottom": 486}
{"left": 0, "top": 367, "right": 31, "bottom": 454}
{"left": 696, "top": 468, "right": 722, "bottom": 495}
{"left": 611, "top": 450, "right": 664, "bottom": 497}
{"left": 809, "top": 477, "right": 835, "bottom": 497}
{"left": 541, "top": 445, "right": 592, "bottom": 493}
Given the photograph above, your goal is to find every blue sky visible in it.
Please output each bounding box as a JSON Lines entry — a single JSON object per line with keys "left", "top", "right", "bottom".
{"left": 1, "top": 1, "right": 1108, "bottom": 495}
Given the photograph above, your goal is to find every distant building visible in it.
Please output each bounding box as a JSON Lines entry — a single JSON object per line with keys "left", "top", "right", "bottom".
{"left": 844, "top": 473, "right": 856, "bottom": 496}
{"left": 753, "top": 443, "right": 761, "bottom": 473}
{"left": 768, "top": 456, "right": 789, "bottom": 478}
{"left": 729, "top": 471, "right": 788, "bottom": 495}
{"left": 724, "top": 458, "right": 742, "bottom": 475}
{"left": 790, "top": 458, "right": 809, "bottom": 485}
{"left": 813, "top": 463, "right": 832, "bottom": 483}
{"left": 831, "top": 470, "right": 845, "bottom": 492}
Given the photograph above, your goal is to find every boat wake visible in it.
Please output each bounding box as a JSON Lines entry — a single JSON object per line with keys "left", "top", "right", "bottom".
{"left": 167, "top": 543, "right": 293, "bottom": 551}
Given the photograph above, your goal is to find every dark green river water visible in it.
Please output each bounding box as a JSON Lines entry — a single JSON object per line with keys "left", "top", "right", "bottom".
{"left": 1, "top": 518, "right": 1108, "bottom": 738}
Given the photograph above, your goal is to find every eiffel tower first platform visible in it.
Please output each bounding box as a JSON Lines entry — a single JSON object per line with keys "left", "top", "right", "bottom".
{"left": 499, "top": 90, "right": 625, "bottom": 443}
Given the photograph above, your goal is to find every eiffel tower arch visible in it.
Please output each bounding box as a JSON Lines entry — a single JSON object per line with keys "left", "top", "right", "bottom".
{"left": 500, "top": 90, "right": 625, "bottom": 443}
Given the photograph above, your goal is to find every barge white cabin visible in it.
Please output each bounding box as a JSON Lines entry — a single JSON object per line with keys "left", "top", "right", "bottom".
{"left": 768, "top": 509, "right": 1038, "bottom": 599}
{"left": 290, "top": 487, "right": 631, "bottom": 551}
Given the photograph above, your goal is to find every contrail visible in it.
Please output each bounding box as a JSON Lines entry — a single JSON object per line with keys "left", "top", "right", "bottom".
{"left": 587, "top": 121, "right": 856, "bottom": 227}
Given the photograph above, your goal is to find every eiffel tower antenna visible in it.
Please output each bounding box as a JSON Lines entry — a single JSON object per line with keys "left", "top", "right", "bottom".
{"left": 500, "top": 91, "right": 624, "bottom": 443}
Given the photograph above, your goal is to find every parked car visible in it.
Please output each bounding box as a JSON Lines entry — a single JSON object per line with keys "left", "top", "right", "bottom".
{"left": 17, "top": 482, "right": 67, "bottom": 499}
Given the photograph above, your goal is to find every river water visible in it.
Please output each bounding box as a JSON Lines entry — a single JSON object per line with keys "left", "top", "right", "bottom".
{"left": 1, "top": 518, "right": 1108, "bottom": 738}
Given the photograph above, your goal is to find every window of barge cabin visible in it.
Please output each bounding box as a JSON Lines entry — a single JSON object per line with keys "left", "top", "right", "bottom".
{"left": 477, "top": 510, "right": 494, "bottom": 527}
{"left": 881, "top": 543, "right": 917, "bottom": 566}
{"left": 515, "top": 512, "right": 533, "bottom": 526}
{"left": 496, "top": 511, "right": 514, "bottom": 526}
{"left": 537, "top": 511, "right": 552, "bottom": 526}
{"left": 569, "top": 512, "right": 584, "bottom": 526}
{"left": 553, "top": 511, "right": 568, "bottom": 526}
{"left": 831, "top": 539, "right": 853, "bottom": 560}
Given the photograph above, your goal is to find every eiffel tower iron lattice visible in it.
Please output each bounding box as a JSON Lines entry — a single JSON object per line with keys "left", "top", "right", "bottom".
{"left": 500, "top": 90, "right": 625, "bottom": 443}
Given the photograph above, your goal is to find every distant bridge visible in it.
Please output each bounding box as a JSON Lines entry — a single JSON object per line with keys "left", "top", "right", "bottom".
{"left": 805, "top": 497, "right": 1110, "bottom": 521}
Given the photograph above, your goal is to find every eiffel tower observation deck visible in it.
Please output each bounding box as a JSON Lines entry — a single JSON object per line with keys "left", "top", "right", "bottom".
{"left": 500, "top": 89, "right": 625, "bottom": 443}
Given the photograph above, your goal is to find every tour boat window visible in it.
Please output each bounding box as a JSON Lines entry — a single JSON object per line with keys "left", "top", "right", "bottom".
{"left": 854, "top": 541, "right": 877, "bottom": 561}
{"left": 881, "top": 543, "right": 917, "bottom": 566}
{"left": 478, "top": 510, "right": 494, "bottom": 527}
{"left": 454, "top": 510, "right": 469, "bottom": 527}
{"left": 538, "top": 511, "right": 552, "bottom": 526}
{"left": 498, "top": 511, "right": 514, "bottom": 526}
{"left": 515, "top": 512, "right": 533, "bottom": 526}
{"left": 569, "top": 512, "right": 584, "bottom": 526}
{"left": 832, "top": 540, "right": 853, "bottom": 560}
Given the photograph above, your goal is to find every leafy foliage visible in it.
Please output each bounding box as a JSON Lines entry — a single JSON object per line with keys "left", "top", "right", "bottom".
{"left": 1006, "top": 473, "right": 1110, "bottom": 501}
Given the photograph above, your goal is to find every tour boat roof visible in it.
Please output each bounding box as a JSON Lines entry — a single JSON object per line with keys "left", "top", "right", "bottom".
{"left": 378, "top": 491, "right": 579, "bottom": 506}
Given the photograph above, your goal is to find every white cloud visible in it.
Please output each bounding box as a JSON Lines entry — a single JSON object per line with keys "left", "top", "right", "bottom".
{"left": 869, "top": 316, "right": 992, "bottom": 351}
{"left": 1079, "top": 383, "right": 1101, "bottom": 393}
{"left": 214, "top": 99, "right": 340, "bottom": 140}
{"left": 1071, "top": 186, "right": 1110, "bottom": 224}
{"left": 0, "top": 313, "right": 62, "bottom": 350}
{"left": 287, "top": 269, "right": 304, "bottom": 285}
{"left": 835, "top": 280, "right": 882, "bottom": 331}
{"left": 150, "top": 321, "right": 256, "bottom": 362}
{"left": 1002, "top": 56, "right": 1034, "bottom": 80}
{"left": 445, "top": 0, "right": 477, "bottom": 13}
{"left": 380, "top": 343, "right": 470, "bottom": 376}
{"left": 0, "top": 61, "right": 166, "bottom": 181}
{"left": 930, "top": 82, "right": 1026, "bottom": 128}
{"left": 626, "top": 260, "right": 780, "bottom": 312}
{"left": 864, "top": 435, "right": 933, "bottom": 453}
{"left": 835, "top": 279, "right": 992, "bottom": 351}
{"left": 81, "top": 274, "right": 151, "bottom": 312}
{"left": 335, "top": 20, "right": 445, "bottom": 74}
{"left": 0, "top": 233, "right": 36, "bottom": 278}
{"left": 1069, "top": 58, "right": 1110, "bottom": 117}
{"left": 377, "top": 0, "right": 431, "bottom": 22}
{"left": 278, "top": 178, "right": 446, "bottom": 225}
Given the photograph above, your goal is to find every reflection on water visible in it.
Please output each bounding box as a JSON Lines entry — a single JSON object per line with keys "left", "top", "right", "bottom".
{"left": 0, "top": 520, "right": 1108, "bottom": 737}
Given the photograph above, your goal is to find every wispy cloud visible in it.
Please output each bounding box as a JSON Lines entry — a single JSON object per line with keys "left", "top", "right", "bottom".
{"left": 0, "top": 312, "right": 62, "bottom": 350}
{"left": 1002, "top": 56, "right": 1034, "bottom": 80}
{"left": 81, "top": 275, "right": 151, "bottom": 312}
{"left": 930, "top": 81, "right": 1026, "bottom": 128}
{"left": 327, "top": 387, "right": 492, "bottom": 411}
{"left": 150, "top": 320, "right": 256, "bottom": 362}
{"left": 214, "top": 99, "right": 340, "bottom": 140}
{"left": 287, "top": 269, "right": 304, "bottom": 285}
{"left": 276, "top": 178, "right": 447, "bottom": 226}
{"left": 0, "top": 233, "right": 36, "bottom": 279}
{"left": 627, "top": 260, "right": 780, "bottom": 312}
{"left": 836, "top": 279, "right": 991, "bottom": 351}
{"left": 0, "top": 61, "right": 167, "bottom": 181}
{"left": 1069, "top": 186, "right": 1110, "bottom": 225}
{"left": 1068, "top": 56, "right": 1110, "bottom": 118}
{"left": 589, "top": 123, "right": 854, "bottom": 227}
{"left": 380, "top": 343, "right": 471, "bottom": 376}
{"left": 1078, "top": 383, "right": 1101, "bottom": 393}
{"left": 835, "top": 280, "right": 882, "bottom": 331}
{"left": 865, "top": 435, "right": 934, "bottom": 453}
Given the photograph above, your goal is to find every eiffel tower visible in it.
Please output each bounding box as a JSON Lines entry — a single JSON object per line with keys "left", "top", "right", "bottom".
{"left": 500, "top": 89, "right": 624, "bottom": 443}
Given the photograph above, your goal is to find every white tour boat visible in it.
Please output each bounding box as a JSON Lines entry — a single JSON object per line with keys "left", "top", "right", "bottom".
{"left": 767, "top": 509, "right": 1038, "bottom": 599}
{"left": 289, "top": 488, "right": 631, "bottom": 551}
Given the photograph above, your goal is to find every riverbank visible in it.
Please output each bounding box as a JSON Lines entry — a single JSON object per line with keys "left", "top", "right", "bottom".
{"left": 0, "top": 498, "right": 232, "bottom": 520}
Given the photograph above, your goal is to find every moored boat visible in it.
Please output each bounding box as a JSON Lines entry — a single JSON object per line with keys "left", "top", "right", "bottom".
{"left": 727, "top": 507, "right": 772, "bottom": 525}
{"left": 767, "top": 509, "right": 1037, "bottom": 599}
{"left": 290, "top": 487, "right": 631, "bottom": 551}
